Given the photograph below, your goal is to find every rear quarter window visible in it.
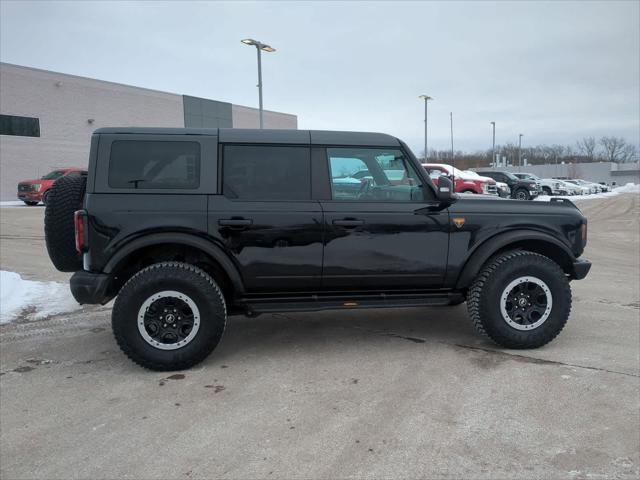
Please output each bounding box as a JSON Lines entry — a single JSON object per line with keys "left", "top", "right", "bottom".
{"left": 108, "top": 140, "right": 200, "bottom": 189}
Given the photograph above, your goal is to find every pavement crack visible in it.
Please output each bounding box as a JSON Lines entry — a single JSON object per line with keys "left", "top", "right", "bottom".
{"left": 451, "top": 343, "right": 640, "bottom": 378}
{"left": 349, "top": 326, "right": 639, "bottom": 378}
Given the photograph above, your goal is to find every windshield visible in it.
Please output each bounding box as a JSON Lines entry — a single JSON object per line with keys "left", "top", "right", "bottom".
{"left": 505, "top": 172, "right": 520, "bottom": 181}
{"left": 41, "top": 170, "right": 65, "bottom": 180}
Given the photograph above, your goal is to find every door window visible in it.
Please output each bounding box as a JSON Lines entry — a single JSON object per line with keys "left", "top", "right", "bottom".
{"left": 327, "top": 148, "right": 423, "bottom": 202}
{"left": 223, "top": 145, "right": 311, "bottom": 200}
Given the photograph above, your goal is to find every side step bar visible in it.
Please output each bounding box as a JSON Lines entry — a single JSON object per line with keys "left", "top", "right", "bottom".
{"left": 240, "top": 292, "right": 464, "bottom": 315}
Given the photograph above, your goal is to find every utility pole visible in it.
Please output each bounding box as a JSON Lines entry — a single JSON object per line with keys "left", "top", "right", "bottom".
{"left": 490, "top": 121, "right": 496, "bottom": 167}
{"left": 518, "top": 133, "right": 524, "bottom": 167}
{"left": 450, "top": 112, "right": 455, "bottom": 189}
{"left": 418, "top": 95, "right": 433, "bottom": 160}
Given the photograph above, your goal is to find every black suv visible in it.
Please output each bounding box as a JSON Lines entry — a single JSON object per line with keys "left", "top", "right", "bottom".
{"left": 476, "top": 170, "right": 539, "bottom": 200}
{"left": 43, "top": 128, "right": 591, "bottom": 371}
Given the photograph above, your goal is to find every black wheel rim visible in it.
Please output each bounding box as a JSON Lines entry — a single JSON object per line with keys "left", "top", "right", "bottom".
{"left": 137, "top": 291, "right": 200, "bottom": 350}
{"left": 500, "top": 276, "right": 553, "bottom": 330}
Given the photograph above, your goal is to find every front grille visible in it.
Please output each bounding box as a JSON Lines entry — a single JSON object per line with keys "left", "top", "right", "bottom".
{"left": 18, "top": 184, "right": 34, "bottom": 192}
{"left": 486, "top": 185, "right": 498, "bottom": 194}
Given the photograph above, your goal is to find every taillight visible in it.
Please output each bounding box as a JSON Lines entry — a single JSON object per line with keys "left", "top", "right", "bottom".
{"left": 74, "top": 210, "right": 88, "bottom": 253}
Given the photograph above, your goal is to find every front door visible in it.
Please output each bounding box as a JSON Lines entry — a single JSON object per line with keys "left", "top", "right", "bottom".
{"left": 208, "top": 144, "right": 323, "bottom": 292}
{"left": 320, "top": 147, "right": 449, "bottom": 290}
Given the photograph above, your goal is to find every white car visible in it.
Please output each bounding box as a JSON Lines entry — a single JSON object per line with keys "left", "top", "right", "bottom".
{"left": 513, "top": 173, "right": 563, "bottom": 196}
{"left": 565, "top": 180, "right": 595, "bottom": 194}
{"left": 561, "top": 180, "right": 590, "bottom": 195}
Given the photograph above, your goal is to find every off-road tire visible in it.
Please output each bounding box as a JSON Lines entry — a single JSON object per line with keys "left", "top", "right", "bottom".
{"left": 112, "top": 262, "right": 227, "bottom": 371}
{"left": 42, "top": 190, "right": 51, "bottom": 206}
{"left": 514, "top": 189, "right": 531, "bottom": 200}
{"left": 467, "top": 250, "right": 571, "bottom": 349}
{"left": 44, "top": 175, "right": 86, "bottom": 272}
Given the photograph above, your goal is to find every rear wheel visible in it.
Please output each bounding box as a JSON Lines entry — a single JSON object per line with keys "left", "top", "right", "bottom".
{"left": 112, "top": 262, "right": 227, "bottom": 371}
{"left": 467, "top": 250, "right": 571, "bottom": 349}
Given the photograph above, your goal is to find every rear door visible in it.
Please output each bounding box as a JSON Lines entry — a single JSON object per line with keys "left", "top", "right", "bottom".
{"left": 208, "top": 144, "right": 323, "bottom": 292}
{"left": 318, "top": 146, "right": 449, "bottom": 290}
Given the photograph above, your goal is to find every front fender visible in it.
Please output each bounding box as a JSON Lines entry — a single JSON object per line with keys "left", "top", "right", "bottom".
{"left": 452, "top": 229, "right": 576, "bottom": 289}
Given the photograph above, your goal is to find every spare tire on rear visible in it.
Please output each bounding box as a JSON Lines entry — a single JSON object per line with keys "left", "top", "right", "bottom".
{"left": 44, "top": 175, "right": 87, "bottom": 272}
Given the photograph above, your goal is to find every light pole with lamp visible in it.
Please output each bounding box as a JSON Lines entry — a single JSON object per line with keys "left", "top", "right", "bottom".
{"left": 418, "top": 95, "right": 433, "bottom": 160}
{"left": 241, "top": 38, "right": 276, "bottom": 129}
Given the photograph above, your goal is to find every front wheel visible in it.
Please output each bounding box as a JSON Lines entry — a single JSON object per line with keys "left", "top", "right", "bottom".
{"left": 467, "top": 250, "right": 571, "bottom": 349}
{"left": 514, "top": 189, "right": 531, "bottom": 200}
{"left": 112, "top": 262, "right": 227, "bottom": 371}
{"left": 23, "top": 201, "right": 39, "bottom": 206}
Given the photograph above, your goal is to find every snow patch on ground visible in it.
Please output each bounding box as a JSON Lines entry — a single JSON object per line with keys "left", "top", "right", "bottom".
{"left": 534, "top": 183, "right": 639, "bottom": 202}
{"left": 0, "top": 270, "right": 81, "bottom": 324}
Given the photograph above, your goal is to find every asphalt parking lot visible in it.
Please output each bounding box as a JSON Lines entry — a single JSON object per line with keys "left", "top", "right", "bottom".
{"left": 1, "top": 194, "right": 639, "bottom": 480}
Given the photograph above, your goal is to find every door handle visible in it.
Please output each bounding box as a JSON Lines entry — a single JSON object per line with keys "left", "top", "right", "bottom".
{"left": 332, "top": 219, "right": 364, "bottom": 228}
{"left": 218, "top": 218, "right": 253, "bottom": 229}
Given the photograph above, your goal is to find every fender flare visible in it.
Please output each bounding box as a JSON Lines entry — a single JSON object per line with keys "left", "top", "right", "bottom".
{"left": 455, "top": 229, "right": 575, "bottom": 289}
{"left": 104, "top": 232, "right": 245, "bottom": 294}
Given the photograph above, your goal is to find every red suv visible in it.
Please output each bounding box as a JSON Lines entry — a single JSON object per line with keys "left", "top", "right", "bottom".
{"left": 17, "top": 168, "right": 87, "bottom": 206}
{"left": 422, "top": 163, "right": 498, "bottom": 195}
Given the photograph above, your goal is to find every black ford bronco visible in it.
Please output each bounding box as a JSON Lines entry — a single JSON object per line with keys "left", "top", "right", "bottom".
{"left": 44, "top": 128, "right": 591, "bottom": 371}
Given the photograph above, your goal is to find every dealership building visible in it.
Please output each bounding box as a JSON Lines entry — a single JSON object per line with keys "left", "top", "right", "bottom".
{"left": 0, "top": 62, "right": 298, "bottom": 201}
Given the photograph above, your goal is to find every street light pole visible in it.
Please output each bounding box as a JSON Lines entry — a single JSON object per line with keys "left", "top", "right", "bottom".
{"left": 418, "top": 95, "right": 433, "bottom": 160}
{"left": 241, "top": 38, "right": 276, "bottom": 129}
{"left": 490, "top": 121, "right": 496, "bottom": 167}
{"left": 518, "top": 133, "right": 524, "bottom": 167}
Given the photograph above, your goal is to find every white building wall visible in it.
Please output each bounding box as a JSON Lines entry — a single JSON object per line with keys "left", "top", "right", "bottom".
{"left": 0, "top": 63, "right": 185, "bottom": 200}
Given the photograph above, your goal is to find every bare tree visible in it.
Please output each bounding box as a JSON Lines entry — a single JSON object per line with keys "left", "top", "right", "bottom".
{"left": 620, "top": 144, "right": 638, "bottom": 163}
{"left": 599, "top": 136, "right": 627, "bottom": 163}
{"left": 576, "top": 136, "right": 597, "bottom": 162}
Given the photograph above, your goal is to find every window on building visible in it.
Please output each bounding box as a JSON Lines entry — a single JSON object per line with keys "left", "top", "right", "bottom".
{"left": 108, "top": 141, "right": 200, "bottom": 189}
{"left": 223, "top": 145, "right": 311, "bottom": 200}
{"left": 0, "top": 114, "right": 40, "bottom": 137}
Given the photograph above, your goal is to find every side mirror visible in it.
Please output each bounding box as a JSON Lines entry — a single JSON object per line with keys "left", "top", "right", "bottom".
{"left": 437, "top": 175, "right": 454, "bottom": 202}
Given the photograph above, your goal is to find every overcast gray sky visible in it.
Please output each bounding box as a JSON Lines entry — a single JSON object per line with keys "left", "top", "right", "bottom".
{"left": 1, "top": 0, "right": 638, "bottom": 154}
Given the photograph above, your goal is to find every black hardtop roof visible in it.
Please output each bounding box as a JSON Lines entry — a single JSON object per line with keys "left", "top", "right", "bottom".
{"left": 93, "top": 127, "right": 401, "bottom": 147}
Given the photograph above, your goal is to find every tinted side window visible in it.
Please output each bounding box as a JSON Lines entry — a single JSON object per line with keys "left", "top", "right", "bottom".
{"left": 0, "top": 114, "right": 40, "bottom": 137}
{"left": 108, "top": 141, "right": 200, "bottom": 189}
{"left": 223, "top": 145, "right": 310, "bottom": 200}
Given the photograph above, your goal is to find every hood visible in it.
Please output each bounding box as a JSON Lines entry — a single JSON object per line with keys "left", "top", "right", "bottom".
{"left": 19, "top": 179, "right": 46, "bottom": 185}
